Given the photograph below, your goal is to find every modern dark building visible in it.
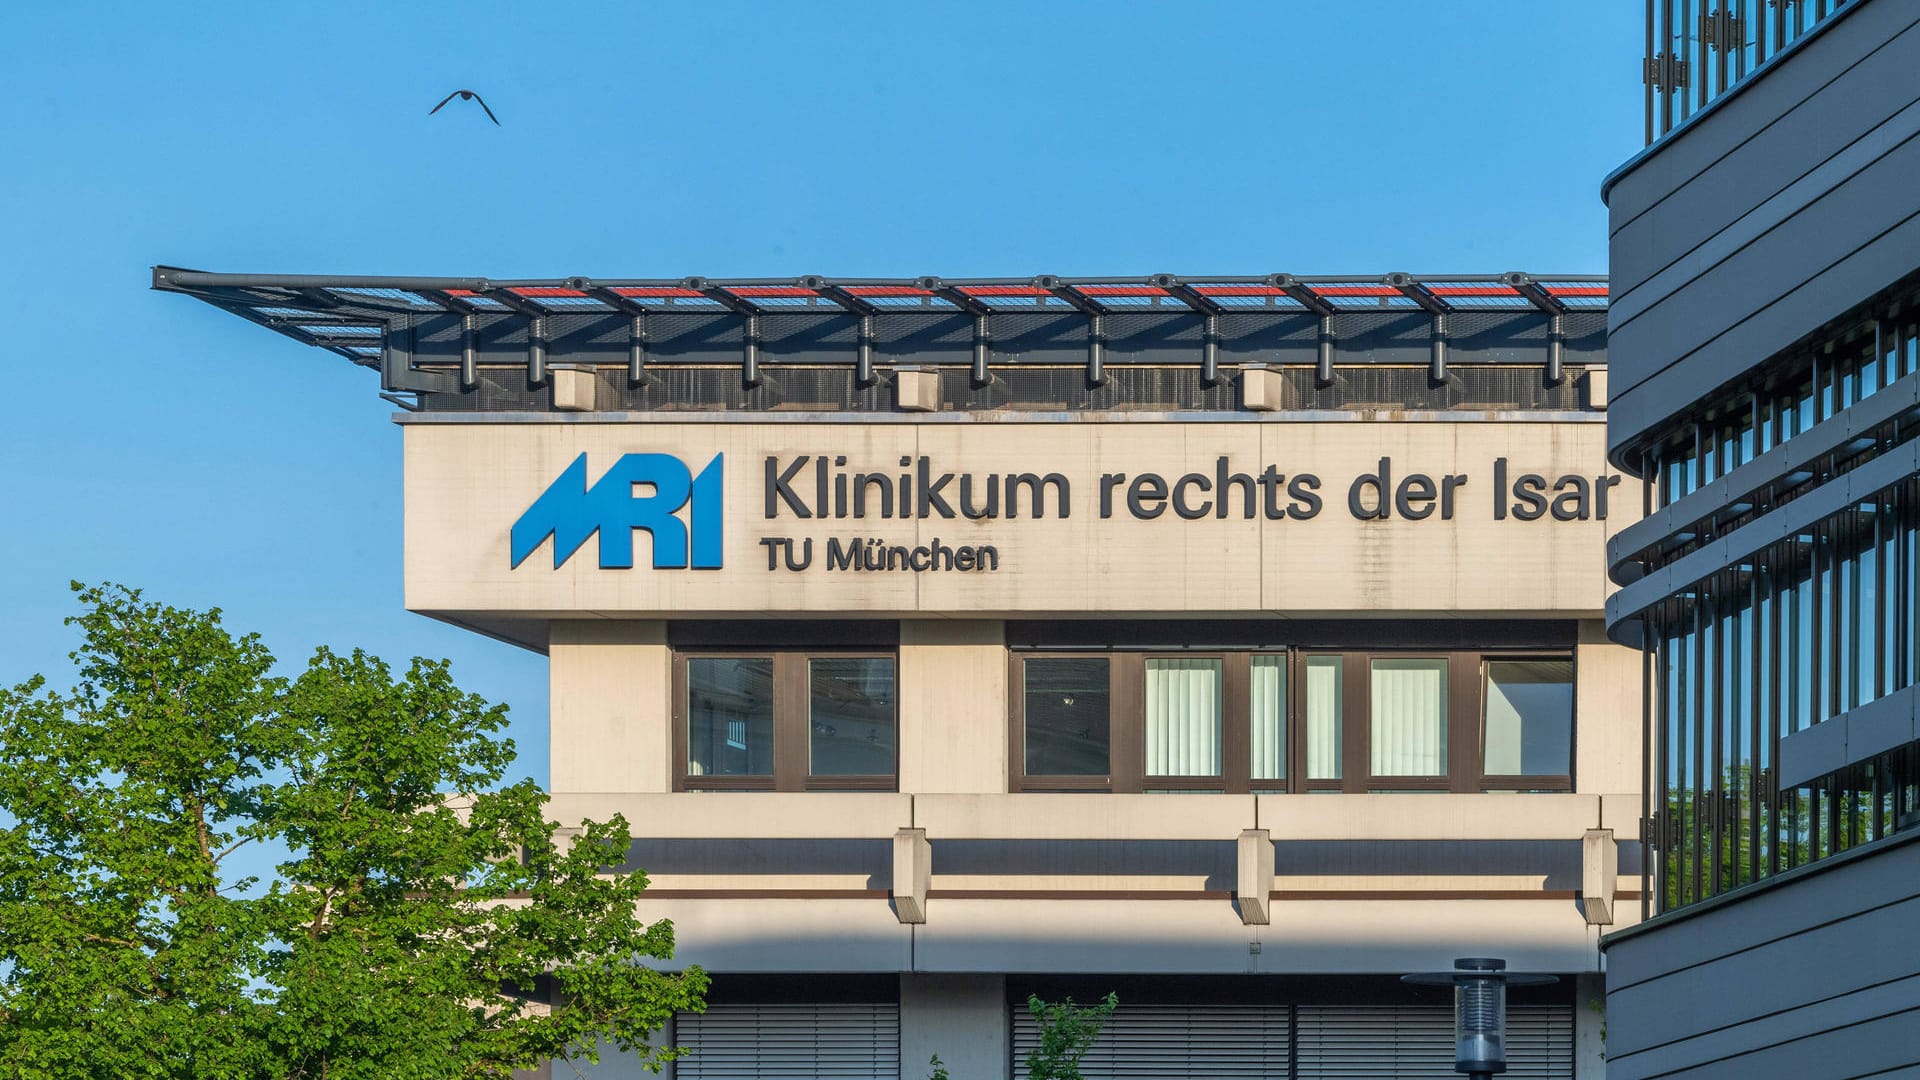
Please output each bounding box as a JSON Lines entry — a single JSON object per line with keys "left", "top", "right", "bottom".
{"left": 1602, "top": 1, "right": 1920, "bottom": 1076}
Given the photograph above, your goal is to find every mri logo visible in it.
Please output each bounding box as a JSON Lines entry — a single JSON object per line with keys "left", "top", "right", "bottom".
{"left": 510, "top": 453, "right": 723, "bottom": 570}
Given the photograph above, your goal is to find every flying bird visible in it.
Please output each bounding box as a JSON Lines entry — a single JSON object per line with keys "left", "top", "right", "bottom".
{"left": 429, "top": 89, "right": 499, "bottom": 126}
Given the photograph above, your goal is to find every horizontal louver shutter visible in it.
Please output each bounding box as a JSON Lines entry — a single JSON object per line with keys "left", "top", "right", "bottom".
{"left": 1296, "top": 1005, "right": 1572, "bottom": 1080}
{"left": 1011, "top": 1004, "right": 1291, "bottom": 1078}
{"left": 1504, "top": 1006, "right": 1576, "bottom": 1079}
{"left": 675, "top": 1003, "right": 899, "bottom": 1079}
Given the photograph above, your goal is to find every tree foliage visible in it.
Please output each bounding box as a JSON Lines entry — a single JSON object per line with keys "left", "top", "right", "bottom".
{"left": 0, "top": 583, "right": 706, "bottom": 1078}
{"left": 1024, "top": 993, "right": 1118, "bottom": 1080}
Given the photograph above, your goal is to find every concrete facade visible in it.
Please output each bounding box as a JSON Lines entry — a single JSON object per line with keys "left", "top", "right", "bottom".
{"left": 430, "top": 413, "right": 1642, "bottom": 1076}
{"left": 154, "top": 261, "right": 1633, "bottom": 1076}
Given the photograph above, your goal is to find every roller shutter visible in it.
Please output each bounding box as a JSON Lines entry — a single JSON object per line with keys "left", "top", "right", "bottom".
{"left": 1010, "top": 1002, "right": 1572, "bottom": 1080}
{"left": 675, "top": 1003, "right": 899, "bottom": 1079}
{"left": 1295, "top": 1004, "right": 1573, "bottom": 1080}
{"left": 1011, "top": 1004, "right": 1291, "bottom": 1078}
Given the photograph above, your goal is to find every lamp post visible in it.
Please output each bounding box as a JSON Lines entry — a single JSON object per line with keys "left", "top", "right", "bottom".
{"left": 1402, "top": 957, "right": 1557, "bottom": 1080}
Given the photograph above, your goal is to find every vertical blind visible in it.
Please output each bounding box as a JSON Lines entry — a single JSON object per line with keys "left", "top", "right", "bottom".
{"left": 674, "top": 1004, "right": 899, "bottom": 1079}
{"left": 1369, "top": 659, "right": 1448, "bottom": 777}
{"left": 1305, "top": 657, "right": 1344, "bottom": 779}
{"left": 1014, "top": 1002, "right": 1574, "bottom": 1080}
{"left": 1145, "top": 658, "right": 1222, "bottom": 777}
{"left": 1250, "top": 655, "right": 1287, "bottom": 780}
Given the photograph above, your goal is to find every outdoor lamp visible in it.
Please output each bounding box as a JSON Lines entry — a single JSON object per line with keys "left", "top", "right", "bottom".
{"left": 1402, "top": 957, "right": 1557, "bottom": 1079}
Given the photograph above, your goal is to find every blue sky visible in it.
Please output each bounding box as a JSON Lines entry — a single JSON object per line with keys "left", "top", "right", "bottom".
{"left": 0, "top": 3, "right": 1640, "bottom": 788}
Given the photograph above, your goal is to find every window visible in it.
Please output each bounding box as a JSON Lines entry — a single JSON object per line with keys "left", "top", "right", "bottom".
{"left": 1250, "top": 655, "right": 1287, "bottom": 782}
{"left": 1370, "top": 658, "right": 1448, "bottom": 778}
{"left": 686, "top": 657, "right": 776, "bottom": 778}
{"left": 1021, "top": 656, "right": 1112, "bottom": 779}
{"left": 1482, "top": 659, "right": 1574, "bottom": 784}
{"left": 1145, "top": 657, "right": 1223, "bottom": 779}
{"left": 676, "top": 651, "right": 897, "bottom": 791}
{"left": 1300, "top": 654, "right": 1344, "bottom": 786}
{"left": 1009, "top": 647, "right": 1573, "bottom": 793}
{"left": 1013, "top": 652, "right": 1262, "bottom": 792}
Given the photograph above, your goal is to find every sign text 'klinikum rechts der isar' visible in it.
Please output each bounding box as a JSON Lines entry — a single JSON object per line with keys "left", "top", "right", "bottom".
{"left": 752, "top": 453, "right": 1622, "bottom": 575}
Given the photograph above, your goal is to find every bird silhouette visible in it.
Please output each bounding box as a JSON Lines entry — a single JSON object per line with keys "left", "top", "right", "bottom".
{"left": 429, "top": 89, "right": 499, "bottom": 126}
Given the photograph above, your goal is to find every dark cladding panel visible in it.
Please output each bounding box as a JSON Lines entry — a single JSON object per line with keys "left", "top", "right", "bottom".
{"left": 1603, "top": 832, "right": 1920, "bottom": 1079}
{"left": 1610, "top": 207, "right": 1920, "bottom": 460}
{"left": 1604, "top": 0, "right": 1920, "bottom": 463}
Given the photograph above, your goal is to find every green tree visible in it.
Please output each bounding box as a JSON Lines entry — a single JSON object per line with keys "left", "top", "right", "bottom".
{"left": 1024, "top": 992, "right": 1118, "bottom": 1080}
{"left": 0, "top": 583, "right": 706, "bottom": 1079}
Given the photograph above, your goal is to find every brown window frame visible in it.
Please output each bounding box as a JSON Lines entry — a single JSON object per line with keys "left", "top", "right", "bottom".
{"left": 1009, "top": 647, "right": 1576, "bottom": 794}
{"left": 1008, "top": 651, "right": 1128, "bottom": 792}
{"left": 1475, "top": 653, "right": 1578, "bottom": 794}
{"left": 1292, "top": 651, "right": 1350, "bottom": 793}
{"left": 673, "top": 649, "right": 898, "bottom": 793}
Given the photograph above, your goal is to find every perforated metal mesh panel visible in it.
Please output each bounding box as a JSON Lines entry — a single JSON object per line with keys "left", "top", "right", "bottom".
{"left": 421, "top": 364, "right": 1590, "bottom": 414}
{"left": 675, "top": 1003, "right": 899, "bottom": 1079}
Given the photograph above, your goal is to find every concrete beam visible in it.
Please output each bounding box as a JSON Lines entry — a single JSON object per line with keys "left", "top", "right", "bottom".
{"left": 1583, "top": 828, "right": 1617, "bottom": 926}
{"left": 1238, "top": 829, "right": 1274, "bottom": 925}
{"left": 894, "top": 827, "right": 932, "bottom": 924}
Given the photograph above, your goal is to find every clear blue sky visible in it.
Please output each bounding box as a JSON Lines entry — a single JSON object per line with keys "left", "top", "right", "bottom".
{"left": 0, "top": 3, "right": 1641, "bottom": 788}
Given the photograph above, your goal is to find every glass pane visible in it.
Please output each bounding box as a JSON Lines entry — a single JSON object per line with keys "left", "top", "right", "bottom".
{"left": 1305, "top": 656, "right": 1343, "bottom": 780}
{"left": 1251, "top": 655, "right": 1287, "bottom": 781}
{"left": 1483, "top": 660, "right": 1574, "bottom": 776}
{"left": 1370, "top": 658, "right": 1448, "bottom": 777}
{"left": 1024, "top": 658, "right": 1111, "bottom": 776}
{"left": 687, "top": 657, "right": 775, "bottom": 777}
{"left": 809, "top": 658, "right": 897, "bottom": 777}
{"left": 1145, "top": 658, "right": 1221, "bottom": 777}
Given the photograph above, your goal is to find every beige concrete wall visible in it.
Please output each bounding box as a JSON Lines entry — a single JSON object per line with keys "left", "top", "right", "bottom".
{"left": 900, "top": 974, "right": 1008, "bottom": 1080}
{"left": 899, "top": 620, "right": 1007, "bottom": 794}
{"left": 403, "top": 419, "right": 1640, "bottom": 622}
{"left": 912, "top": 898, "right": 1598, "bottom": 974}
{"left": 548, "top": 620, "right": 671, "bottom": 794}
{"left": 1575, "top": 618, "right": 1645, "bottom": 798}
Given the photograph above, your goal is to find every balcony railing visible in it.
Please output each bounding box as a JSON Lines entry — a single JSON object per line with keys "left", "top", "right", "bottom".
{"left": 1644, "top": 0, "right": 1852, "bottom": 144}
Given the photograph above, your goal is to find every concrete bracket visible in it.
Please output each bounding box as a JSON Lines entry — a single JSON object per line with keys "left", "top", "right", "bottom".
{"left": 1237, "top": 828, "right": 1274, "bottom": 926}
{"left": 1582, "top": 828, "right": 1617, "bottom": 926}
{"left": 893, "top": 827, "right": 931, "bottom": 924}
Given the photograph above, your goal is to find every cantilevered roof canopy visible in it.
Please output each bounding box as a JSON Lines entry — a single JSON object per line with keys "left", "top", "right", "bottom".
{"left": 153, "top": 268, "right": 1607, "bottom": 410}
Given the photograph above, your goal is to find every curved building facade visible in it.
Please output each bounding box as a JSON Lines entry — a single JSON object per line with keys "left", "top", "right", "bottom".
{"left": 1602, "top": 1, "right": 1920, "bottom": 1076}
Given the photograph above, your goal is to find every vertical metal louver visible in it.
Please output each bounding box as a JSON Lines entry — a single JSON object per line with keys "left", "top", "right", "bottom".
{"left": 674, "top": 1003, "right": 900, "bottom": 1079}
{"left": 1294, "top": 1005, "right": 1573, "bottom": 1080}
{"left": 1011, "top": 1004, "right": 1292, "bottom": 1078}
